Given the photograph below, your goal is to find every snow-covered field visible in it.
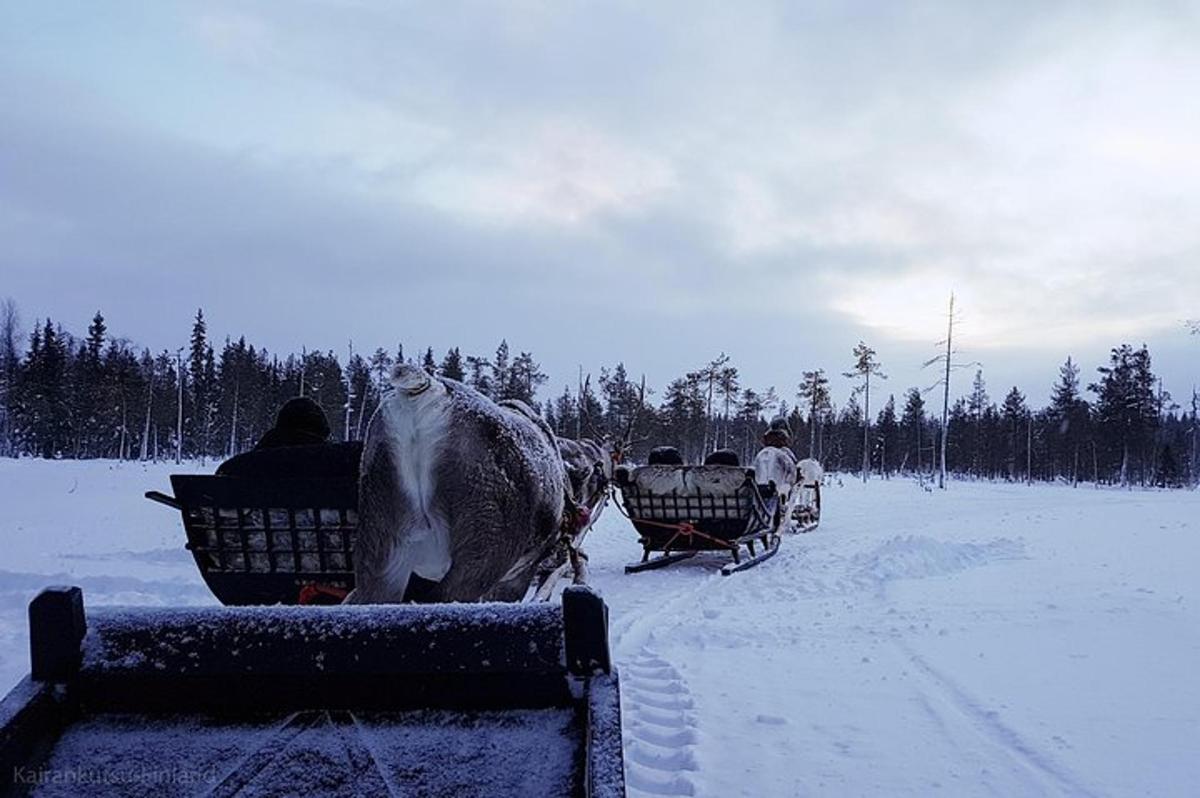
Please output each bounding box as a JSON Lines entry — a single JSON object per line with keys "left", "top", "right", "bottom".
{"left": 1, "top": 459, "right": 1197, "bottom": 796}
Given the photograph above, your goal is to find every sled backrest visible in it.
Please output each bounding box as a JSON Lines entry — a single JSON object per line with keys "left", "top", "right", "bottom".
{"left": 2, "top": 586, "right": 625, "bottom": 797}
{"left": 157, "top": 474, "right": 358, "bottom": 605}
{"left": 615, "top": 464, "right": 761, "bottom": 521}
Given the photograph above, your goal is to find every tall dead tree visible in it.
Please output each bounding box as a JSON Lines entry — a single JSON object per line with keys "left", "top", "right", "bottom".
{"left": 922, "top": 293, "right": 976, "bottom": 489}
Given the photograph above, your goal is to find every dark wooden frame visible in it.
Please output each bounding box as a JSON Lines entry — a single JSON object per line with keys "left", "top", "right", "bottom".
{"left": 1, "top": 586, "right": 625, "bottom": 797}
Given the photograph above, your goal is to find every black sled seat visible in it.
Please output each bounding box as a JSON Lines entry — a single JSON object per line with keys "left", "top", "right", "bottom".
{"left": 615, "top": 464, "right": 782, "bottom": 575}
{"left": 146, "top": 474, "right": 359, "bottom": 606}
{"left": 0, "top": 586, "right": 625, "bottom": 797}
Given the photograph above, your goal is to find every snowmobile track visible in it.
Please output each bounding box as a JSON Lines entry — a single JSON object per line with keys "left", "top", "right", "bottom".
{"left": 621, "top": 647, "right": 700, "bottom": 798}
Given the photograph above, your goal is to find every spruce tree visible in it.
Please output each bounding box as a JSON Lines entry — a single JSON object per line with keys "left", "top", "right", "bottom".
{"left": 1001, "top": 387, "right": 1028, "bottom": 481}
{"left": 439, "top": 347, "right": 464, "bottom": 381}
{"left": 875, "top": 395, "right": 899, "bottom": 476}
{"left": 843, "top": 342, "right": 886, "bottom": 481}
{"left": 492, "top": 340, "right": 511, "bottom": 398}
{"left": 900, "top": 388, "right": 926, "bottom": 476}
{"left": 797, "top": 369, "right": 831, "bottom": 460}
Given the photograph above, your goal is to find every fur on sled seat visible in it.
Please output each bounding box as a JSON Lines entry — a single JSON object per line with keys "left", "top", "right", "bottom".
{"left": 621, "top": 464, "right": 753, "bottom": 497}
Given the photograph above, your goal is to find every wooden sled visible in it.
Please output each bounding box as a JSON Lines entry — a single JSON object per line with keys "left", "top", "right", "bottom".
{"left": 615, "top": 464, "right": 782, "bottom": 576}
{"left": 790, "top": 481, "right": 822, "bottom": 533}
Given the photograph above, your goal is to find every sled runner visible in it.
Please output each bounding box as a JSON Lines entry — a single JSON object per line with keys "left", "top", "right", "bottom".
{"left": 147, "top": 473, "right": 609, "bottom": 606}
{"left": 615, "top": 464, "right": 782, "bottom": 575}
{"left": 0, "top": 585, "right": 624, "bottom": 797}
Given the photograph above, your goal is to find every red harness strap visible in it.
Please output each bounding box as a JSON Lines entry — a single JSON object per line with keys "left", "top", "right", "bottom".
{"left": 297, "top": 583, "right": 349, "bottom": 605}
{"left": 631, "top": 517, "right": 734, "bottom": 550}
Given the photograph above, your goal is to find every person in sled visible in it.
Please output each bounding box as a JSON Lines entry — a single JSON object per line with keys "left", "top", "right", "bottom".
{"left": 217, "top": 396, "right": 362, "bottom": 479}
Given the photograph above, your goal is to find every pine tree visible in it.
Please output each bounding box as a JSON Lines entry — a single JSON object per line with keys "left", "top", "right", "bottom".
{"left": 876, "top": 395, "right": 899, "bottom": 476}
{"left": 965, "top": 369, "right": 989, "bottom": 476}
{"left": 0, "top": 298, "right": 19, "bottom": 457}
{"left": 797, "top": 369, "right": 831, "bottom": 460}
{"left": 507, "top": 351, "right": 547, "bottom": 403}
{"left": 73, "top": 311, "right": 107, "bottom": 456}
{"left": 466, "top": 355, "right": 493, "bottom": 397}
{"left": 553, "top": 385, "right": 578, "bottom": 436}
{"left": 844, "top": 342, "right": 886, "bottom": 481}
{"left": 439, "top": 347, "right": 464, "bottom": 381}
{"left": 1050, "top": 357, "right": 1090, "bottom": 484}
{"left": 492, "top": 340, "right": 511, "bottom": 398}
{"left": 735, "top": 387, "right": 765, "bottom": 464}
{"left": 186, "top": 310, "right": 210, "bottom": 457}
{"left": 1001, "top": 387, "right": 1028, "bottom": 481}
{"left": 421, "top": 347, "right": 437, "bottom": 375}
{"left": 715, "top": 362, "right": 739, "bottom": 449}
{"left": 1090, "top": 344, "right": 1158, "bottom": 485}
{"left": 900, "top": 388, "right": 926, "bottom": 476}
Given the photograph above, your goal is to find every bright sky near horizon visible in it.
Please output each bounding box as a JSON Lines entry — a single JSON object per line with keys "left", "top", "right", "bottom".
{"left": 2, "top": 2, "right": 1197, "bottom": 408}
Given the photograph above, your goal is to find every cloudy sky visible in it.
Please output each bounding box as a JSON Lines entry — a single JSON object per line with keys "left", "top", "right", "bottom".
{"left": 2, "top": 1, "right": 1197, "bottom": 409}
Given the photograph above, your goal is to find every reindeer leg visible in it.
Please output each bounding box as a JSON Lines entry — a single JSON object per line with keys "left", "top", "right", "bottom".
{"left": 568, "top": 542, "right": 590, "bottom": 585}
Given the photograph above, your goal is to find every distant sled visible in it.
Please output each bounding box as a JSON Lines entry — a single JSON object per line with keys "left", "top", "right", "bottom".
{"left": 791, "top": 458, "right": 824, "bottom": 533}
{"left": 614, "top": 463, "right": 782, "bottom": 576}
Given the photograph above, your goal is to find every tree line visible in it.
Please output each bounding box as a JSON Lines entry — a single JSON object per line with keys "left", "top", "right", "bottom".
{"left": 0, "top": 299, "right": 1196, "bottom": 488}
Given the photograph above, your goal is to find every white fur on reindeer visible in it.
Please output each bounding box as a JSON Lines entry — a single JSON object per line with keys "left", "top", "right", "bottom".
{"left": 797, "top": 458, "right": 824, "bottom": 486}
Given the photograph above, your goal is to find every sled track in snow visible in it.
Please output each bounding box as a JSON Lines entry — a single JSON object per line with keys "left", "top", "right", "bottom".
{"left": 896, "top": 640, "right": 1099, "bottom": 798}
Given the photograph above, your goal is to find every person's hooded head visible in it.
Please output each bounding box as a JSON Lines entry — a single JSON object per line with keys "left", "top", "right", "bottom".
{"left": 254, "top": 396, "right": 331, "bottom": 449}
{"left": 763, "top": 416, "right": 791, "bottom": 448}
{"left": 276, "top": 397, "right": 330, "bottom": 439}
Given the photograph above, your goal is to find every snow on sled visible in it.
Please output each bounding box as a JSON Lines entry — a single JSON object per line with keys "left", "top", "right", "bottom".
{"left": 615, "top": 464, "right": 782, "bottom": 575}
{"left": 146, "top": 473, "right": 609, "bottom": 607}
{"left": 0, "top": 585, "right": 625, "bottom": 797}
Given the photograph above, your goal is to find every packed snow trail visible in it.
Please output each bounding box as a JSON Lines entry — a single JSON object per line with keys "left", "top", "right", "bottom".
{"left": 585, "top": 477, "right": 1200, "bottom": 797}
{"left": 1, "top": 460, "right": 1198, "bottom": 796}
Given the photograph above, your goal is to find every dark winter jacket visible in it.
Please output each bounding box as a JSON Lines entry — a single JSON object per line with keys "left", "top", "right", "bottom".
{"left": 216, "top": 441, "right": 363, "bottom": 481}
{"left": 215, "top": 396, "right": 359, "bottom": 480}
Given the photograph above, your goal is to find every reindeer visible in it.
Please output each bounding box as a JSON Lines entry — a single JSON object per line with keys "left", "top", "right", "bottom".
{"left": 751, "top": 417, "right": 800, "bottom": 528}
{"left": 347, "top": 364, "right": 567, "bottom": 604}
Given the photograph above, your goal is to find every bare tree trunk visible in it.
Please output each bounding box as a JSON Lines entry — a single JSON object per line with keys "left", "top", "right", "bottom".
{"left": 140, "top": 379, "right": 152, "bottom": 461}
{"left": 866, "top": 373, "right": 872, "bottom": 477}
{"left": 355, "top": 384, "right": 370, "bottom": 440}
{"left": 1026, "top": 415, "right": 1033, "bottom": 485}
{"left": 119, "top": 395, "right": 127, "bottom": 461}
{"left": 809, "top": 398, "right": 817, "bottom": 458}
{"left": 175, "top": 349, "right": 184, "bottom": 465}
{"left": 939, "top": 294, "right": 953, "bottom": 489}
{"left": 228, "top": 381, "right": 239, "bottom": 456}
{"left": 343, "top": 341, "right": 354, "bottom": 442}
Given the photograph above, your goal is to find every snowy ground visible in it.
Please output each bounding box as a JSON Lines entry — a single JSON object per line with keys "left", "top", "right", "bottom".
{"left": 0, "top": 459, "right": 1197, "bottom": 797}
